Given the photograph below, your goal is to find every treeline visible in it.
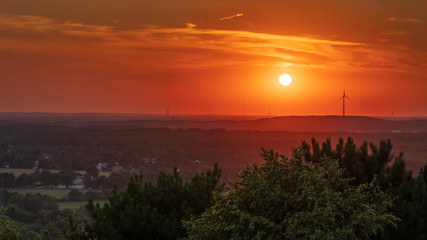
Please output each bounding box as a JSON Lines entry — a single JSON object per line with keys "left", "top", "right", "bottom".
{"left": 0, "top": 125, "right": 233, "bottom": 172}
{"left": 0, "top": 170, "right": 78, "bottom": 188}
{"left": 58, "top": 137, "right": 426, "bottom": 239}
{"left": 79, "top": 138, "right": 427, "bottom": 239}
{"left": 2, "top": 137, "right": 427, "bottom": 239}
{"left": 0, "top": 190, "right": 70, "bottom": 238}
{"left": 66, "top": 189, "right": 109, "bottom": 201}
{"left": 2, "top": 191, "right": 58, "bottom": 225}
{"left": 0, "top": 188, "right": 109, "bottom": 238}
{"left": 84, "top": 172, "right": 131, "bottom": 189}
{"left": 1, "top": 124, "right": 427, "bottom": 182}
{"left": 298, "top": 137, "right": 427, "bottom": 239}
{"left": 0, "top": 170, "right": 131, "bottom": 189}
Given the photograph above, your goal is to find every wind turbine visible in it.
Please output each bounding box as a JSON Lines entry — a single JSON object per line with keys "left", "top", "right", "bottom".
{"left": 339, "top": 89, "right": 350, "bottom": 117}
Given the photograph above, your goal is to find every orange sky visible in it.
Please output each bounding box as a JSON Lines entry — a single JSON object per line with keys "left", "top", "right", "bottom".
{"left": 1, "top": 0, "right": 427, "bottom": 116}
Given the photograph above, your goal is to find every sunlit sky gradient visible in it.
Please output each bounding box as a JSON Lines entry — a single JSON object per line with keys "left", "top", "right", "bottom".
{"left": 1, "top": 0, "right": 427, "bottom": 116}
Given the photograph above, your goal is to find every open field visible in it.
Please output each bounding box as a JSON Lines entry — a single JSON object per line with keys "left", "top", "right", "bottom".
{"left": 0, "top": 168, "right": 111, "bottom": 177}
{"left": 7, "top": 188, "right": 102, "bottom": 199}
{"left": 57, "top": 200, "right": 108, "bottom": 210}
{"left": 0, "top": 168, "right": 46, "bottom": 177}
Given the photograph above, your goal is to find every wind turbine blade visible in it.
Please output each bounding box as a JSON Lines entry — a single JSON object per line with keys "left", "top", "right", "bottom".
{"left": 338, "top": 96, "right": 344, "bottom": 101}
{"left": 345, "top": 96, "right": 350, "bottom": 100}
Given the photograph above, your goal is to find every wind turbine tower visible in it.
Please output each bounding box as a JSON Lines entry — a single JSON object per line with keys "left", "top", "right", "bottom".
{"left": 339, "top": 89, "right": 350, "bottom": 117}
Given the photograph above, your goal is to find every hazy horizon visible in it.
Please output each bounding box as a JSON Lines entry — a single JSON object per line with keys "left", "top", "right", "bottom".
{"left": 1, "top": 111, "right": 427, "bottom": 122}
{"left": 2, "top": 111, "right": 427, "bottom": 117}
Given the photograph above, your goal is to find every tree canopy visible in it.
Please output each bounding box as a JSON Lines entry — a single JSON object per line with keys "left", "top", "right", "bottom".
{"left": 0, "top": 206, "right": 25, "bottom": 240}
{"left": 85, "top": 164, "right": 223, "bottom": 240}
{"left": 300, "top": 137, "right": 394, "bottom": 185}
{"left": 297, "top": 137, "right": 427, "bottom": 239}
{"left": 184, "top": 148, "right": 398, "bottom": 240}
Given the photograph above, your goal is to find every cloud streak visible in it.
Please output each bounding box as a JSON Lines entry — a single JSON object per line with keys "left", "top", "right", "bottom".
{"left": 381, "top": 30, "right": 411, "bottom": 36}
{"left": 0, "top": 13, "right": 426, "bottom": 76}
{"left": 219, "top": 13, "right": 244, "bottom": 21}
{"left": 185, "top": 22, "right": 197, "bottom": 28}
{"left": 384, "top": 17, "right": 420, "bottom": 24}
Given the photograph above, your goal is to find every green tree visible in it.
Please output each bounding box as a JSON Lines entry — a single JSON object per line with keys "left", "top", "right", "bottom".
{"left": 0, "top": 205, "right": 25, "bottom": 240}
{"left": 380, "top": 160, "right": 427, "bottom": 240}
{"left": 62, "top": 208, "right": 97, "bottom": 240}
{"left": 84, "top": 164, "right": 223, "bottom": 240}
{"left": 1, "top": 173, "right": 16, "bottom": 188}
{"left": 38, "top": 171, "right": 60, "bottom": 186}
{"left": 102, "top": 172, "right": 132, "bottom": 189}
{"left": 299, "top": 138, "right": 427, "bottom": 238}
{"left": 184, "top": 149, "right": 397, "bottom": 240}
{"left": 58, "top": 169, "right": 77, "bottom": 187}
{"left": 300, "top": 137, "right": 395, "bottom": 185}
{"left": 16, "top": 173, "right": 36, "bottom": 187}
{"left": 68, "top": 189, "right": 84, "bottom": 201}
{"left": 85, "top": 165, "right": 99, "bottom": 179}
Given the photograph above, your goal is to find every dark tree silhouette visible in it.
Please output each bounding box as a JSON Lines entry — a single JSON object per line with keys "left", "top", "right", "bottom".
{"left": 84, "top": 164, "right": 223, "bottom": 240}
{"left": 185, "top": 148, "right": 397, "bottom": 239}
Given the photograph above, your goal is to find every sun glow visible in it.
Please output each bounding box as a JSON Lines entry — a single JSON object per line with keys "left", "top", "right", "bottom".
{"left": 279, "top": 74, "right": 292, "bottom": 86}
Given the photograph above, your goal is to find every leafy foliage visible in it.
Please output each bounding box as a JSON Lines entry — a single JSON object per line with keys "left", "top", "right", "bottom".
{"left": 1, "top": 173, "right": 16, "bottom": 188}
{"left": 0, "top": 205, "right": 25, "bottom": 240}
{"left": 380, "top": 159, "right": 427, "bottom": 239}
{"left": 16, "top": 173, "right": 37, "bottom": 187}
{"left": 85, "top": 164, "right": 223, "bottom": 240}
{"left": 299, "top": 137, "right": 427, "bottom": 239}
{"left": 84, "top": 172, "right": 132, "bottom": 189}
{"left": 62, "top": 208, "right": 97, "bottom": 240}
{"left": 300, "top": 137, "right": 394, "bottom": 185}
{"left": 184, "top": 149, "right": 397, "bottom": 240}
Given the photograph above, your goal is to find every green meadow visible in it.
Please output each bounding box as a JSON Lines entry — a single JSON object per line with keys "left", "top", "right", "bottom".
{"left": 8, "top": 188, "right": 102, "bottom": 199}
{"left": 57, "top": 200, "right": 108, "bottom": 210}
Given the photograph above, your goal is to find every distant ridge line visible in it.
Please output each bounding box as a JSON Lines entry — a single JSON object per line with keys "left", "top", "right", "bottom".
{"left": 96, "top": 115, "right": 427, "bottom": 133}
{"left": 0, "top": 113, "right": 426, "bottom": 133}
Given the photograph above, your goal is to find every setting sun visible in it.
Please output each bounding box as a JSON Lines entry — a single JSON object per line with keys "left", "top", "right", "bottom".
{"left": 1, "top": 1, "right": 427, "bottom": 238}
{"left": 0, "top": 0, "right": 426, "bottom": 116}
{"left": 279, "top": 74, "right": 292, "bottom": 86}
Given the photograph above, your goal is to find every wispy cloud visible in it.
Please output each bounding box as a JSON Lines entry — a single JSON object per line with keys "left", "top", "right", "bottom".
{"left": 381, "top": 30, "right": 411, "bottom": 36}
{"left": 0, "top": 13, "right": 425, "bottom": 75}
{"left": 384, "top": 17, "right": 420, "bottom": 24}
{"left": 219, "top": 13, "right": 244, "bottom": 21}
{"left": 185, "top": 22, "right": 197, "bottom": 28}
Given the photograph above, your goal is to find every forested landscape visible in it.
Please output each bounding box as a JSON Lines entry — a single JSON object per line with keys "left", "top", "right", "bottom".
{"left": 1, "top": 119, "right": 427, "bottom": 239}
{"left": 1, "top": 123, "right": 426, "bottom": 181}
{"left": 3, "top": 0, "right": 427, "bottom": 237}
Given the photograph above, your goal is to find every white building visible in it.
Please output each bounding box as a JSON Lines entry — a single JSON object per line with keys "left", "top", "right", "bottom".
{"left": 96, "top": 162, "right": 107, "bottom": 171}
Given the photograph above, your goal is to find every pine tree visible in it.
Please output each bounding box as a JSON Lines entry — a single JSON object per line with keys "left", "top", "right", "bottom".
{"left": 85, "top": 164, "right": 223, "bottom": 240}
